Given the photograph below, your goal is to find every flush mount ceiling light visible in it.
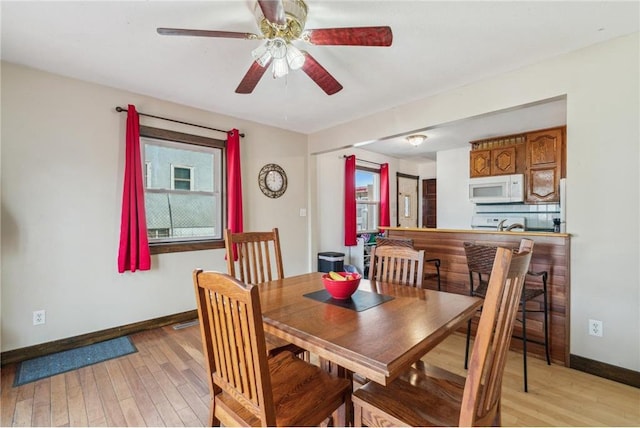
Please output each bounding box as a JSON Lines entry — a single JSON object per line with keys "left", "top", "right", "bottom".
{"left": 407, "top": 134, "right": 427, "bottom": 146}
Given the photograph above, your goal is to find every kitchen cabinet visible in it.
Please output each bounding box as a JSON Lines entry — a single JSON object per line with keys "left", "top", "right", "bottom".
{"left": 469, "top": 146, "right": 517, "bottom": 177}
{"left": 525, "top": 127, "right": 563, "bottom": 203}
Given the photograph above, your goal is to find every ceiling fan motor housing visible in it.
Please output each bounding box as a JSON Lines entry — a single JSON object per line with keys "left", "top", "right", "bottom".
{"left": 255, "top": 0, "right": 308, "bottom": 42}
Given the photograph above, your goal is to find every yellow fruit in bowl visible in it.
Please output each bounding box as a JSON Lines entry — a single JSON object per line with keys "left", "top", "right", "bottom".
{"left": 329, "top": 271, "right": 347, "bottom": 281}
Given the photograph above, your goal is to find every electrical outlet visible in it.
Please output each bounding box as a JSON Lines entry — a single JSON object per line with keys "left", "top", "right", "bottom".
{"left": 588, "top": 319, "right": 603, "bottom": 337}
{"left": 33, "top": 310, "right": 45, "bottom": 326}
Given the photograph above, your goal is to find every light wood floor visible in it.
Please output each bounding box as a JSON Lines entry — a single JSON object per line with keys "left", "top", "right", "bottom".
{"left": 2, "top": 324, "right": 639, "bottom": 427}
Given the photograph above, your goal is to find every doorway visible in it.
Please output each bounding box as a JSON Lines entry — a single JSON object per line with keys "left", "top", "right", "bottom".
{"left": 396, "top": 173, "right": 419, "bottom": 228}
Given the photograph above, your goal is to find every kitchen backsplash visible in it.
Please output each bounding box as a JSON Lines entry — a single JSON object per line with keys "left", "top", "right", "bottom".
{"left": 475, "top": 203, "right": 561, "bottom": 231}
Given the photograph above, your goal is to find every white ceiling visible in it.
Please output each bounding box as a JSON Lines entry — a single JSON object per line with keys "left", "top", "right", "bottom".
{"left": 2, "top": 1, "right": 638, "bottom": 160}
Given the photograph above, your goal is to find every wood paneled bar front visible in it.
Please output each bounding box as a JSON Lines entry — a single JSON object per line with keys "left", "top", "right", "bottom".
{"left": 382, "top": 227, "right": 570, "bottom": 366}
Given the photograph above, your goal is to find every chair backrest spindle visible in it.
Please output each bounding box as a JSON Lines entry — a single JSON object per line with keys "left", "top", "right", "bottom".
{"left": 225, "top": 228, "right": 284, "bottom": 285}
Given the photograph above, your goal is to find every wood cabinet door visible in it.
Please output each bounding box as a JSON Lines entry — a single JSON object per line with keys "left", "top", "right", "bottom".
{"left": 470, "top": 150, "right": 491, "bottom": 177}
{"left": 492, "top": 146, "right": 516, "bottom": 175}
{"left": 527, "top": 166, "right": 559, "bottom": 202}
{"left": 525, "top": 128, "right": 563, "bottom": 203}
{"left": 526, "top": 129, "right": 562, "bottom": 167}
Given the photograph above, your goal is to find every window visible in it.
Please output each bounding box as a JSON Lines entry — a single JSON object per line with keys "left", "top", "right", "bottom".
{"left": 171, "top": 165, "right": 193, "bottom": 190}
{"left": 356, "top": 166, "right": 380, "bottom": 233}
{"left": 140, "top": 126, "right": 225, "bottom": 254}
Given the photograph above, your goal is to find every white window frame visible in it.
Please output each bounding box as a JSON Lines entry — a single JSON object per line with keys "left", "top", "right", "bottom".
{"left": 171, "top": 164, "right": 195, "bottom": 191}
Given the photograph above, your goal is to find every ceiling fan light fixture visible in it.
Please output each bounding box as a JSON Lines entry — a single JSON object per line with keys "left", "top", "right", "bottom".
{"left": 407, "top": 134, "right": 427, "bottom": 146}
{"left": 286, "top": 43, "right": 305, "bottom": 69}
{"left": 252, "top": 42, "right": 272, "bottom": 67}
{"left": 272, "top": 57, "right": 289, "bottom": 78}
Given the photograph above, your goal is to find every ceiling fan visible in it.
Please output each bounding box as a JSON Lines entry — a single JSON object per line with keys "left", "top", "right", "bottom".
{"left": 157, "top": 0, "right": 392, "bottom": 95}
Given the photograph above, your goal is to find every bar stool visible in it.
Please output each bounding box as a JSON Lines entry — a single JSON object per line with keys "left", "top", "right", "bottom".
{"left": 463, "top": 241, "right": 551, "bottom": 392}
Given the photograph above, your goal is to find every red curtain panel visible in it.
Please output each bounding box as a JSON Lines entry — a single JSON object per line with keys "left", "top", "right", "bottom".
{"left": 344, "top": 155, "right": 357, "bottom": 246}
{"left": 226, "top": 129, "right": 244, "bottom": 259}
{"left": 118, "top": 104, "right": 151, "bottom": 273}
{"left": 379, "top": 163, "right": 390, "bottom": 229}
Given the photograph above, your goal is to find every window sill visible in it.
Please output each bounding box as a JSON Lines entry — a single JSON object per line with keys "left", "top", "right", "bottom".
{"left": 149, "top": 240, "right": 225, "bottom": 255}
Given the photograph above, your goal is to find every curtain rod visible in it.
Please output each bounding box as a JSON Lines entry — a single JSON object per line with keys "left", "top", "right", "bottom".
{"left": 115, "top": 106, "right": 245, "bottom": 138}
{"left": 342, "top": 155, "right": 382, "bottom": 166}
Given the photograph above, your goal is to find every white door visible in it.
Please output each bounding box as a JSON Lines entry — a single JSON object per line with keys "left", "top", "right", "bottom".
{"left": 397, "top": 174, "right": 419, "bottom": 228}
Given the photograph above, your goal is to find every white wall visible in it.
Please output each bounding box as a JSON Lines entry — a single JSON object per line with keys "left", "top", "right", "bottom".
{"left": 436, "top": 148, "right": 475, "bottom": 229}
{"left": 310, "top": 33, "right": 640, "bottom": 371}
{"left": 1, "top": 62, "right": 309, "bottom": 352}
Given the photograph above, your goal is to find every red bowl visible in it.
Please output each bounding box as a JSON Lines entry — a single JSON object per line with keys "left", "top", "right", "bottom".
{"left": 322, "top": 272, "right": 361, "bottom": 299}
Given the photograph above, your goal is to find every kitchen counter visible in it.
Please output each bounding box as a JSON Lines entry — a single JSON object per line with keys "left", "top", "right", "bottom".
{"left": 382, "top": 226, "right": 570, "bottom": 238}
{"left": 381, "top": 227, "right": 570, "bottom": 366}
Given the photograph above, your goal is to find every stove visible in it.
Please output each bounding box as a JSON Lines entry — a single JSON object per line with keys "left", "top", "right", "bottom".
{"left": 471, "top": 216, "right": 526, "bottom": 231}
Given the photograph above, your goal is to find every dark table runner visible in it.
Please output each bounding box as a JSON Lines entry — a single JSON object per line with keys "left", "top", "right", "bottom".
{"left": 303, "top": 289, "right": 394, "bottom": 312}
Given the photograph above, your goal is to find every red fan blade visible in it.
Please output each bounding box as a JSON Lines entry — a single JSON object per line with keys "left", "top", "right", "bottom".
{"left": 235, "top": 60, "right": 271, "bottom": 94}
{"left": 301, "top": 52, "right": 343, "bottom": 95}
{"left": 257, "top": 0, "right": 286, "bottom": 26}
{"left": 304, "top": 26, "right": 393, "bottom": 46}
{"left": 157, "top": 28, "right": 258, "bottom": 40}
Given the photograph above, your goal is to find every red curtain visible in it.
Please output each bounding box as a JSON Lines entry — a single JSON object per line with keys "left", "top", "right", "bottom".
{"left": 118, "top": 104, "right": 151, "bottom": 273}
{"left": 226, "top": 129, "right": 243, "bottom": 259}
{"left": 344, "top": 155, "right": 357, "bottom": 246}
{"left": 379, "top": 163, "right": 390, "bottom": 229}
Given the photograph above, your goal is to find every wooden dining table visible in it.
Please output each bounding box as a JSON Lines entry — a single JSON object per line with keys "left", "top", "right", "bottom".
{"left": 259, "top": 272, "right": 482, "bottom": 386}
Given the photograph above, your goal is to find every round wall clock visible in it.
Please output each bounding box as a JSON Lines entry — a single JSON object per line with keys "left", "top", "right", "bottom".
{"left": 258, "top": 163, "right": 287, "bottom": 198}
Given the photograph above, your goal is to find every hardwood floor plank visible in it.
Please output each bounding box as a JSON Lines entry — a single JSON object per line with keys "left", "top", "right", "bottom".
{"left": 1, "top": 364, "right": 19, "bottom": 426}
{"left": 12, "top": 397, "right": 33, "bottom": 427}
{"left": 118, "top": 396, "right": 146, "bottom": 427}
{"left": 117, "top": 358, "right": 164, "bottom": 427}
{"left": 31, "top": 378, "right": 51, "bottom": 427}
{"left": 64, "top": 371, "right": 88, "bottom": 427}
{"left": 49, "top": 374, "right": 69, "bottom": 427}
{"left": 104, "top": 358, "right": 132, "bottom": 401}
{"left": 92, "top": 364, "right": 127, "bottom": 427}
{"left": 175, "top": 383, "right": 210, "bottom": 426}
{"left": 135, "top": 364, "right": 183, "bottom": 426}
{"left": 77, "top": 366, "right": 107, "bottom": 426}
{"left": 149, "top": 367, "right": 190, "bottom": 412}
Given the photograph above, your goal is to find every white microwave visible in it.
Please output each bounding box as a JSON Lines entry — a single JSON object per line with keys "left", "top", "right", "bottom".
{"left": 469, "top": 174, "right": 524, "bottom": 204}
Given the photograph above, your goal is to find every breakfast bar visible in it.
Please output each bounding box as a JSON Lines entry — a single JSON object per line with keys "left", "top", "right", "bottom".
{"left": 382, "top": 226, "right": 571, "bottom": 366}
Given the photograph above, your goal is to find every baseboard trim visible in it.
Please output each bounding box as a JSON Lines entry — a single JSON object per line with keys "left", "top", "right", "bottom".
{"left": 570, "top": 353, "right": 640, "bottom": 388}
{"left": 1, "top": 310, "right": 198, "bottom": 366}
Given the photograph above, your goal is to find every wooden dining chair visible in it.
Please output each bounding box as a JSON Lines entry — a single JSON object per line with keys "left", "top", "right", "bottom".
{"left": 193, "top": 270, "right": 352, "bottom": 427}
{"left": 224, "top": 228, "right": 284, "bottom": 285}
{"left": 352, "top": 240, "right": 533, "bottom": 427}
{"left": 369, "top": 245, "right": 425, "bottom": 287}
{"left": 224, "top": 228, "right": 307, "bottom": 359}
{"left": 376, "top": 237, "right": 441, "bottom": 290}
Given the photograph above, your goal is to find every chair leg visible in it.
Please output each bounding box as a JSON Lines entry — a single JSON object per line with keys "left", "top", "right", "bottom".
{"left": 465, "top": 318, "right": 472, "bottom": 370}
{"left": 522, "top": 301, "right": 528, "bottom": 393}
{"left": 542, "top": 272, "right": 551, "bottom": 365}
{"left": 434, "top": 259, "right": 441, "bottom": 291}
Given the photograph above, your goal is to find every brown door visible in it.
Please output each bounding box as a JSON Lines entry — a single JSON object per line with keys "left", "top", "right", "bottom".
{"left": 422, "top": 179, "right": 437, "bottom": 228}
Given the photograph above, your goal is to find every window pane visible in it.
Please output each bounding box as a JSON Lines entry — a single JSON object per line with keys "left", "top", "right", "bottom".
{"left": 174, "top": 167, "right": 191, "bottom": 180}
{"left": 143, "top": 138, "right": 221, "bottom": 242}
{"left": 173, "top": 180, "right": 191, "bottom": 191}
{"left": 356, "top": 167, "right": 380, "bottom": 232}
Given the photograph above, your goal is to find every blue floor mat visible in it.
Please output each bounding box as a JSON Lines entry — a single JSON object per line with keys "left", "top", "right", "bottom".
{"left": 14, "top": 336, "right": 137, "bottom": 386}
